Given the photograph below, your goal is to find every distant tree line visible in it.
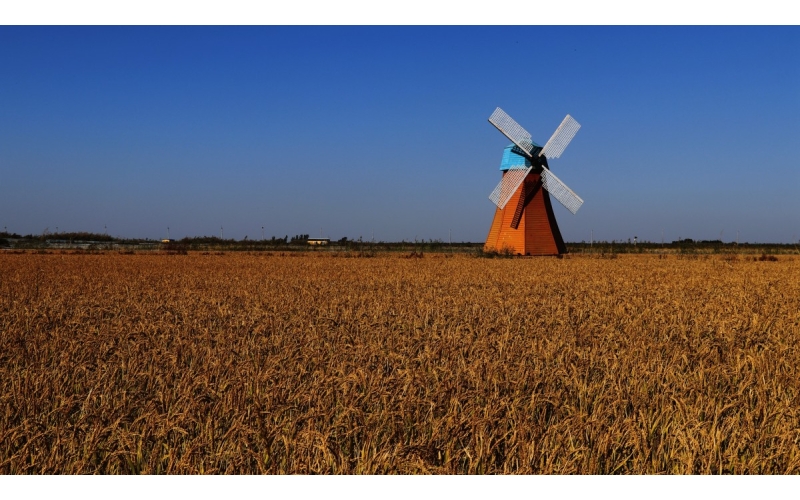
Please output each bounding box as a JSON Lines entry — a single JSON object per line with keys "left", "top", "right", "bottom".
{"left": 567, "top": 239, "right": 799, "bottom": 255}
{"left": 290, "top": 234, "right": 310, "bottom": 243}
{"left": 0, "top": 231, "right": 114, "bottom": 242}
{"left": 2, "top": 229, "right": 798, "bottom": 254}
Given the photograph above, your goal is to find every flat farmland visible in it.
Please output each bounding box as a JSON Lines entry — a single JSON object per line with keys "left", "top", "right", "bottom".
{"left": 1, "top": 252, "right": 799, "bottom": 473}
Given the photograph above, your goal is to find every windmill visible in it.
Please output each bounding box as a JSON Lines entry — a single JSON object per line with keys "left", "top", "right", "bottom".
{"left": 484, "top": 107, "right": 583, "bottom": 256}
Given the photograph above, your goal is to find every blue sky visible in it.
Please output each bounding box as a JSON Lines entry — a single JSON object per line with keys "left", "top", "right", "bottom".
{"left": 1, "top": 26, "right": 798, "bottom": 243}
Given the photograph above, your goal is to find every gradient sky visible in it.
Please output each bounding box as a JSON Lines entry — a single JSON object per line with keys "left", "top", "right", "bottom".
{"left": 1, "top": 26, "right": 798, "bottom": 243}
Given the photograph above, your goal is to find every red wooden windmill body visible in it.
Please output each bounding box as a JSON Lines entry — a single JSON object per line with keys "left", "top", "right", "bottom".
{"left": 484, "top": 168, "right": 566, "bottom": 255}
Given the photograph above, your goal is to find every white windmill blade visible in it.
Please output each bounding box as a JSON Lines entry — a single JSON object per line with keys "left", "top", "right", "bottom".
{"left": 488, "top": 166, "right": 532, "bottom": 209}
{"left": 540, "top": 168, "right": 583, "bottom": 214}
{"left": 539, "top": 114, "right": 581, "bottom": 159}
{"left": 488, "top": 108, "right": 536, "bottom": 157}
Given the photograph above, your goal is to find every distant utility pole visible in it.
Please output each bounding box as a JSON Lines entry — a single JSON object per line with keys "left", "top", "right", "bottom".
{"left": 167, "top": 227, "right": 170, "bottom": 239}
{"left": 104, "top": 225, "right": 107, "bottom": 235}
{"left": 221, "top": 226, "right": 223, "bottom": 239}
{"left": 591, "top": 229, "right": 593, "bottom": 247}
{"left": 449, "top": 229, "right": 452, "bottom": 245}
{"left": 262, "top": 226, "right": 265, "bottom": 240}
{"left": 737, "top": 230, "right": 740, "bottom": 245}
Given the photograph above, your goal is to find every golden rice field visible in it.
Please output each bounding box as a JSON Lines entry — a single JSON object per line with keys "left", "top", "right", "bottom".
{"left": 1, "top": 251, "right": 799, "bottom": 474}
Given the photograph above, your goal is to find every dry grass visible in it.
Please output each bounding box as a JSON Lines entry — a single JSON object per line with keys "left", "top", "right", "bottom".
{"left": 1, "top": 252, "right": 799, "bottom": 473}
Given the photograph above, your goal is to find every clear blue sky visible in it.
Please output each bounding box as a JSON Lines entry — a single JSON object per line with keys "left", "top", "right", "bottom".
{"left": 1, "top": 26, "right": 798, "bottom": 243}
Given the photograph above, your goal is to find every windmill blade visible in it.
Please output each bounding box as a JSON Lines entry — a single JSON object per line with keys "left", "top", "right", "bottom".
{"left": 488, "top": 108, "right": 536, "bottom": 157}
{"left": 539, "top": 114, "right": 581, "bottom": 159}
{"left": 540, "top": 168, "right": 583, "bottom": 214}
{"left": 488, "top": 166, "right": 532, "bottom": 209}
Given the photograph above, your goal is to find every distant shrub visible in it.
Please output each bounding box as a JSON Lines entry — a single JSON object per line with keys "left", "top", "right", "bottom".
{"left": 478, "top": 245, "right": 515, "bottom": 258}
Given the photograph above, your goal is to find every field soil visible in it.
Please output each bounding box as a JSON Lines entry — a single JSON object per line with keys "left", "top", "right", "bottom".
{"left": 1, "top": 252, "right": 799, "bottom": 473}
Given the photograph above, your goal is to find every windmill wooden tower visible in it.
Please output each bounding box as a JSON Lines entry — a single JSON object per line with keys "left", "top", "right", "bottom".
{"left": 484, "top": 108, "right": 583, "bottom": 256}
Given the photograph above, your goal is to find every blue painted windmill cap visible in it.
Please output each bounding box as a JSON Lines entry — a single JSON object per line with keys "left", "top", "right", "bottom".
{"left": 499, "top": 144, "right": 536, "bottom": 171}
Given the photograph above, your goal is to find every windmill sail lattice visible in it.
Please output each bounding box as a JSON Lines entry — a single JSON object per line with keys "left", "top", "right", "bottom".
{"left": 540, "top": 168, "right": 583, "bottom": 214}
{"left": 540, "top": 114, "right": 581, "bottom": 159}
{"left": 488, "top": 166, "right": 533, "bottom": 210}
{"left": 488, "top": 108, "right": 537, "bottom": 156}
